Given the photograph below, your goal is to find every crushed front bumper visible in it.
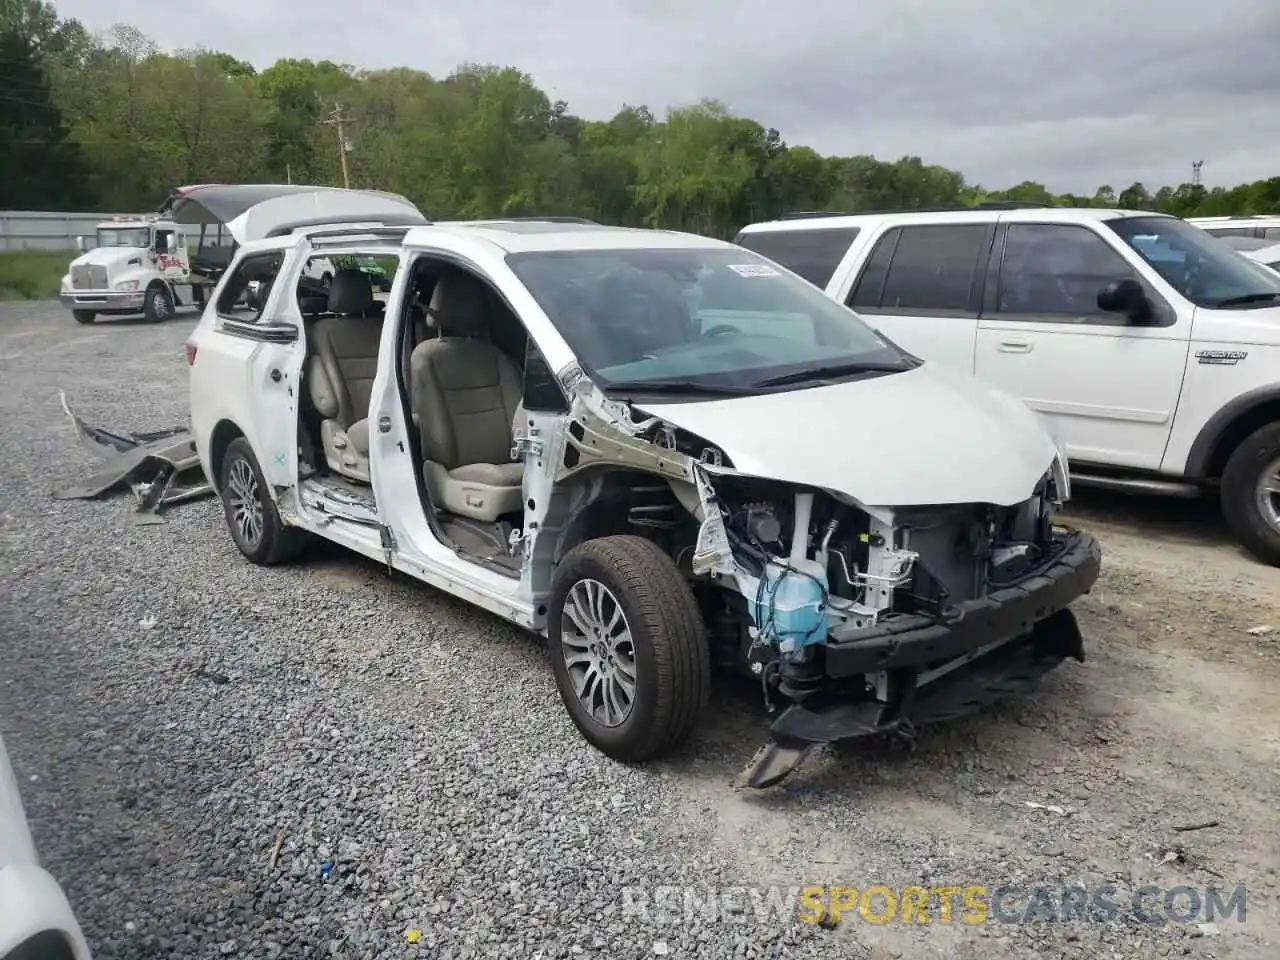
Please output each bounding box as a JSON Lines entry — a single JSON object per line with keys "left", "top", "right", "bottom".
{"left": 59, "top": 290, "right": 145, "bottom": 311}
{"left": 738, "top": 529, "right": 1102, "bottom": 788}
{"left": 823, "top": 528, "right": 1101, "bottom": 677}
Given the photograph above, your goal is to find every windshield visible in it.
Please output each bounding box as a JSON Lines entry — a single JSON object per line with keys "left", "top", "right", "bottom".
{"left": 96, "top": 227, "right": 150, "bottom": 249}
{"left": 1107, "top": 216, "right": 1280, "bottom": 309}
{"left": 506, "top": 247, "right": 909, "bottom": 391}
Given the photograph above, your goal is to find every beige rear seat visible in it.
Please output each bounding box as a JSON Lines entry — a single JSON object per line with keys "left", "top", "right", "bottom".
{"left": 307, "top": 269, "right": 382, "bottom": 483}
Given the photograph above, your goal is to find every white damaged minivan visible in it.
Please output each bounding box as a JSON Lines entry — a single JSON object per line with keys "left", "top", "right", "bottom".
{"left": 186, "top": 185, "right": 1102, "bottom": 787}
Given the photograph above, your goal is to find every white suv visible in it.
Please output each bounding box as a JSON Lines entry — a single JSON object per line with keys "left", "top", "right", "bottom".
{"left": 1187, "top": 215, "right": 1280, "bottom": 241}
{"left": 736, "top": 205, "right": 1280, "bottom": 566}
{"left": 188, "top": 187, "right": 1101, "bottom": 788}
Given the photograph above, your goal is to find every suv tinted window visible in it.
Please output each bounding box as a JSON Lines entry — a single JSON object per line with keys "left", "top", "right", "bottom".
{"left": 996, "top": 223, "right": 1135, "bottom": 319}
{"left": 877, "top": 224, "right": 987, "bottom": 312}
{"left": 217, "top": 251, "right": 285, "bottom": 320}
{"left": 734, "top": 227, "right": 859, "bottom": 288}
{"left": 847, "top": 228, "right": 899, "bottom": 308}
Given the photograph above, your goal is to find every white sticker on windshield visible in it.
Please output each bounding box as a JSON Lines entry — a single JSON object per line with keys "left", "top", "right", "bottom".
{"left": 728, "top": 263, "right": 780, "bottom": 278}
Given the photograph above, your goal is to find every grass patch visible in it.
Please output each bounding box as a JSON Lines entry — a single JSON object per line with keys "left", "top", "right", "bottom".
{"left": 0, "top": 249, "right": 73, "bottom": 301}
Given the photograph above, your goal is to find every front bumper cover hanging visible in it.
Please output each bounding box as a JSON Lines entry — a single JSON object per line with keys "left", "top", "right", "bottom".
{"left": 53, "top": 391, "right": 214, "bottom": 522}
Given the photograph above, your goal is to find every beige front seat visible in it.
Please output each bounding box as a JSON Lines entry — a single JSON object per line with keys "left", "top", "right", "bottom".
{"left": 409, "top": 273, "right": 523, "bottom": 522}
{"left": 307, "top": 269, "right": 382, "bottom": 483}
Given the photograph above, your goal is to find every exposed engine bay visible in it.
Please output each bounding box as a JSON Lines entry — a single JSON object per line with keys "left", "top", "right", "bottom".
{"left": 694, "top": 469, "right": 1064, "bottom": 662}
{"left": 683, "top": 466, "right": 1088, "bottom": 788}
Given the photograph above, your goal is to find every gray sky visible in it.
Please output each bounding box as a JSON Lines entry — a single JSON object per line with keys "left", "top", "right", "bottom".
{"left": 52, "top": 0, "right": 1280, "bottom": 193}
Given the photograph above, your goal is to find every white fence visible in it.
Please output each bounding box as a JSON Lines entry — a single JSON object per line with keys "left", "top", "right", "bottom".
{"left": 0, "top": 210, "right": 142, "bottom": 251}
{"left": 0, "top": 210, "right": 233, "bottom": 252}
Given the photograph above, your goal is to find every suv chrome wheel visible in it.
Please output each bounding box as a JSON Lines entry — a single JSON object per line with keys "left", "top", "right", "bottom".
{"left": 1256, "top": 454, "right": 1280, "bottom": 535}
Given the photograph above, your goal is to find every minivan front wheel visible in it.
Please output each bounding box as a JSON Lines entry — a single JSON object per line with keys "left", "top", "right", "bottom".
{"left": 218, "top": 437, "right": 303, "bottom": 565}
{"left": 1221, "top": 422, "right": 1280, "bottom": 567}
{"left": 548, "top": 535, "right": 710, "bottom": 761}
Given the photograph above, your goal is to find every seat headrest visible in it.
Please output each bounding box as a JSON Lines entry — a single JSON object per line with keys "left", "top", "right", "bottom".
{"left": 328, "top": 268, "right": 373, "bottom": 315}
{"left": 426, "top": 272, "right": 490, "bottom": 337}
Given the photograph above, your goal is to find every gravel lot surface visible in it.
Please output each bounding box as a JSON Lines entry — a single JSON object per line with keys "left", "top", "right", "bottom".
{"left": 2, "top": 300, "right": 1278, "bottom": 960}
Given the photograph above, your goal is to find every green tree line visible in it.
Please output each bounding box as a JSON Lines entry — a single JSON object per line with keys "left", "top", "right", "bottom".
{"left": 3, "top": 0, "right": 1279, "bottom": 236}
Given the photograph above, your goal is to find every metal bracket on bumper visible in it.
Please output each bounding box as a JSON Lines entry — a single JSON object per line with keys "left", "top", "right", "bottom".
{"left": 735, "top": 530, "right": 1101, "bottom": 790}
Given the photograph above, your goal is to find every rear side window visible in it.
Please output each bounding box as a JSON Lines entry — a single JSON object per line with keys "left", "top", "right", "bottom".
{"left": 1264, "top": 227, "right": 1280, "bottom": 240}
{"left": 734, "top": 227, "right": 860, "bottom": 288}
{"left": 216, "top": 252, "right": 285, "bottom": 321}
{"left": 850, "top": 224, "right": 987, "bottom": 312}
{"left": 1203, "top": 227, "right": 1255, "bottom": 238}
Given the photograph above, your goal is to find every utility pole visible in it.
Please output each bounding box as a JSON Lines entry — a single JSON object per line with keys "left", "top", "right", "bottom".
{"left": 1192, "top": 160, "right": 1204, "bottom": 187}
{"left": 322, "top": 103, "right": 355, "bottom": 189}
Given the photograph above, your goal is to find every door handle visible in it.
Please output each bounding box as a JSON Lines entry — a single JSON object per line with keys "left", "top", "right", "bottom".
{"left": 996, "top": 340, "right": 1033, "bottom": 354}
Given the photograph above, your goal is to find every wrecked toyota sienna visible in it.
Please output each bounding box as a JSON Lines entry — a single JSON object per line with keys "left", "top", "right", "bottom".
{"left": 187, "top": 186, "right": 1102, "bottom": 787}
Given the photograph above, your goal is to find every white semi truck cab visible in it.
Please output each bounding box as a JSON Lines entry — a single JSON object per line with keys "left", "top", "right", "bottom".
{"left": 59, "top": 215, "right": 215, "bottom": 324}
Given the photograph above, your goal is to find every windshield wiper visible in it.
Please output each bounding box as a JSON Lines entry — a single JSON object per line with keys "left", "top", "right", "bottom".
{"left": 1212, "top": 292, "right": 1280, "bottom": 308}
{"left": 752, "top": 360, "right": 908, "bottom": 388}
{"left": 603, "top": 379, "right": 759, "bottom": 396}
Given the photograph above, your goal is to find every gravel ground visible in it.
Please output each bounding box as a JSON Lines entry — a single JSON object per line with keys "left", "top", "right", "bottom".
{"left": 2, "top": 301, "right": 1278, "bottom": 960}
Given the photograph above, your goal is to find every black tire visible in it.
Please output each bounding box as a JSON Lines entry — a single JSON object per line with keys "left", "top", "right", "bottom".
{"left": 1221, "top": 421, "right": 1280, "bottom": 567}
{"left": 142, "top": 283, "right": 173, "bottom": 323}
{"left": 548, "top": 535, "right": 710, "bottom": 761}
{"left": 72, "top": 310, "right": 95, "bottom": 324}
{"left": 218, "top": 437, "right": 305, "bottom": 565}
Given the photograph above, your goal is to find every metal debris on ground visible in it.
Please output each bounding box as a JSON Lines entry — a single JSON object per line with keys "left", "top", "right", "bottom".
{"left": 53, "top": 390, "right": 214, "bottom": 522}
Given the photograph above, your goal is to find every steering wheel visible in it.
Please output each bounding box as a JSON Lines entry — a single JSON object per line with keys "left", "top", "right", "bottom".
{"left": 701, "top": 324, "right": 741, "bottom": 338}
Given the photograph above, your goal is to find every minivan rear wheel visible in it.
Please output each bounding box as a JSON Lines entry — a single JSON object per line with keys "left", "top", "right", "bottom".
{"left": 548, "top": 535, "right": 710, "bottom": 761}
{"left": 218, "top": 437, "right": 304, "bottom": 565}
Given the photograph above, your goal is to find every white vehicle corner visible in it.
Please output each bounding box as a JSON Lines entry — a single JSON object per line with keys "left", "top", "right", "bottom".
{"left": 188, "top": 192, "right": 1100, "bottom": 789}
{"left": 0, "top": 735, "right": 91, "bottom": 960}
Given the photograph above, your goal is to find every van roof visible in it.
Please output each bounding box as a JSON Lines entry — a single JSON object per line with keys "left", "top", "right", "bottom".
{"left": 402, "top": 222, "right": 734, "bottom": 254}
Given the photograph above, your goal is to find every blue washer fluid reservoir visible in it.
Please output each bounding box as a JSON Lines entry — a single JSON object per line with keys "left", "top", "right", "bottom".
{"left": 753, "top": 557, "right": 829, "bottom": 653}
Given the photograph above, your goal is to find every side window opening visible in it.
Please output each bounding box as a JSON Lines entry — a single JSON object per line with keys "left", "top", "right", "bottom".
{"left": 216, "top": 251, "right": 285, "bottom": 321}
{"left": 394, "top": 255, "right": 529, "bottom": 572}
{"left": 995, "top": 223, "right": 1137, "bottom": 320}
{"left": 878, "top": 224, "right": 987, "bottom": 312}
{"left": 735, "top": 227, "right": 860, "bottom": 288}
{"left": 296, "top": 253, "right": 396, "bottom": 321}
{"left": 298, "top": 250, "right": 401, "bottom": 486}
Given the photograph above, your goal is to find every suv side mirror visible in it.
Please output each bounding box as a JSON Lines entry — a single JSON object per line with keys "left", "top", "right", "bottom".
{"left": 1097, "top": 278, "right": 1154, "bottom": 323}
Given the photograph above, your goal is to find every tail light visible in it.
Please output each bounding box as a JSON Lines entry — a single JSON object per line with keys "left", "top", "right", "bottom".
{"left": 185, "top": 342, "right": 198, "bottom": 366}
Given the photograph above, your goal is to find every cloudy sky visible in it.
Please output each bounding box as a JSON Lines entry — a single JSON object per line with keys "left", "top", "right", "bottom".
{"left": 52, "top": 0, "right": 1280, "bottom": 193}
